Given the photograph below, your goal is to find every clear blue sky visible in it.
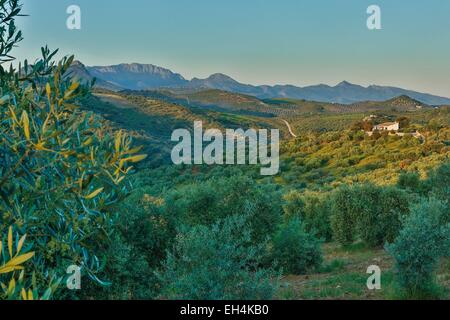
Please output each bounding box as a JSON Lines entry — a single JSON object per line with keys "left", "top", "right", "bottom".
{"left": 14, "top": 0, "right": 450, "bottom": 97}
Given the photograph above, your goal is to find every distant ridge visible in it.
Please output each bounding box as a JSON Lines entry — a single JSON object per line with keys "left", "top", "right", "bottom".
{"left": 68, "top": 61, "right": 123, "bottom": 91}
{"left": 86, "top": 63, "right": 188, "bottom": 90}
{"left": 69, "top": 61, "right": 450, "bottom": 105}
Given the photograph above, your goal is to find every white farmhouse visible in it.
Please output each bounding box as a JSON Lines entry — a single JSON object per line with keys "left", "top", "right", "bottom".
{"left": 373, "top": 122, "right": 399, "bottom": 132}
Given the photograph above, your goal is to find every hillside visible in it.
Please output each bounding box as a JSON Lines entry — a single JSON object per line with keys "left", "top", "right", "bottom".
{"left": 82, "top": 88, "right": 450, "bottom": 175}
{"left": 82, "top": 90, "right": 283, "bottom": 166}
{"left": 265, "top": 95, "right": 431, "bottom": 115}
{"left": 114, "top": 88, "right": 439, "bottom": 121}
{"left": 144, "top": 89, "right": 278, "bottom": 117}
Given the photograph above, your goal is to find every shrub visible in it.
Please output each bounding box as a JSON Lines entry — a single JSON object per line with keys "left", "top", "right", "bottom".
{"left": 81, "top": 190, "right": 177, "bottom": 299}
{"left": 397, "top": 171, "right": 422, "bottom": 192}
{"left": 165, "top": 175, "right": 283, "bottom": 244}
{"left": 157, "top": 215, "right": 277, "bottom": 300}
{"left": 330, "top": 184, "right": 410, "bottom": 247}
{"left": 283, "top": 191, "right": 332, "bottom": 241}
{"left": 271, "top": 218, "right": 323, "bottom": 275}
{"left": 426, "top": 162, "right": 450, "bottom": 205}
{"left": 386, "top": 198, "right": 450, "bottom": 298}
{"left": 356, "top": 185, "right": 411, "bottom": 246}
{"left": 330, "top": 185, "right": 359, "bottom": 245}
{"left": 377, "top": 187, "right": 411, "bottom": 244}
{"left": 283, "top": 190, "right": 305, "bottom": 221}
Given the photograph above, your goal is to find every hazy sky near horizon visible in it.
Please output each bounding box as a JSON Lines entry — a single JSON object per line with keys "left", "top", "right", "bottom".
{"left": 14, "top": 0, "right": 450, "bottom": 97}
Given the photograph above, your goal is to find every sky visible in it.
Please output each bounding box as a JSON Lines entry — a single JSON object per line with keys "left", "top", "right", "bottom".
{"left": 13, "top": 0, "right": 450, "bottom": 97}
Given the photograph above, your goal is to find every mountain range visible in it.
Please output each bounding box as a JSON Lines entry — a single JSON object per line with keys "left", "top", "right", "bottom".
{"left": 69, "top": 61, "right": 450, "bottom": 105}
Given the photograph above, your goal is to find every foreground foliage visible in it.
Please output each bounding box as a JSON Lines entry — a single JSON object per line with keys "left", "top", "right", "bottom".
{"left": 0, "top": 0, "right": 145, "bottom": 297}
{"left": 330, "top": 184, "right": 411, "bottom": 247}
{"left": 271, "top": 218, "right": 323, "bottom": 274}
{"left": 158, "top": 215, "right": 277, "bottom": 300}
{"left": 387, "top": 198, "right": 450, "bottom": 299}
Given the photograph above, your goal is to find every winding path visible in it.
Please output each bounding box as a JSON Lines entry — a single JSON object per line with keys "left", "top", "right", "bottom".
{"left": 282, "top": 119, "right": 297, "bottom": 138}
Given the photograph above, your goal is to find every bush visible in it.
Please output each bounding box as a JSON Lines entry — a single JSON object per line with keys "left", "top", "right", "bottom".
{"left": 330, "top": 184, "right": 410, "bottom": 247}
{"left": 283, "top": 190, "right": 305, "bottom": 220}
{"left": 356, "top": 186, "right": 411, "bottom": 246}
{"left": 271, "top": 218, "right": 323, "bottom": 275}
{"left": 165, "top": 175, "right": 283, "bottom": 244}
{"left": 157, "top": 215, "right": 277, "bottom": 300}
{"left": 386, "top": 198, "right": 450, "bottom": 298}
{"left": 397, "top": 171, "right": 422, "bottom": 192}
{"left": 283, "top": 191, "right": 332, "bottom": 241}
{"left": 427, "top": 162, "right": 450, "bottom": 205}
{"left": 81, "top": 190, "right": 177, "bottom": 299}
{"left": 330, "top": 185, "right": 359, "bottom": 245}
{"left": 377, "top": 187, "right": 411, "bottom": 243}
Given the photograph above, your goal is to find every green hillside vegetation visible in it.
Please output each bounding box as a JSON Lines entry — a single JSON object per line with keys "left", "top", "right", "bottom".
{"left": 118, "top": 88, "right": 278, "bottom": 117}
{"left": 164, "top": 88, "right": 277, "bottom": 117}
{"left": 265, "top": 94, "right": 431, "bottom": 115}
{"left": 279, "top": 126, "right": 449, "bottom": 189}
{"left": 121, "top": 88, "right": 434, "bottom": 118}
{"left": 82, "top": 91, "right": 282, "bottom": 166}
{"left": 82, "top": 83, "right": 449, "bottom": 300}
